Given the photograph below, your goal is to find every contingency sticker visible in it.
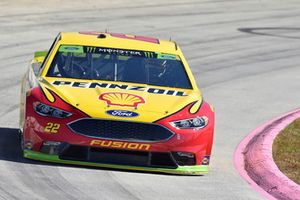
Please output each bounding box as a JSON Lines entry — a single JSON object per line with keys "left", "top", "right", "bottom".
{"left": 59, "top": 45, "right": 84, "bottom": 53}
{"left": 156, "top": 52, "right": 178, "bottom": 60}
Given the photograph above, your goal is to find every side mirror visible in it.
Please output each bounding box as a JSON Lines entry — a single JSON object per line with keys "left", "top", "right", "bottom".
{"left": 31, "top": 51, "right": 48, "bottom": 76}
{"left": 34, "top": 51, "right": 48, "bottom": 60}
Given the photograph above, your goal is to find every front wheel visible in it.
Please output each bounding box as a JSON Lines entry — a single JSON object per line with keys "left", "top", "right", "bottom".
{"left": 18, "top": 129, "right": 24, "bottom": 156}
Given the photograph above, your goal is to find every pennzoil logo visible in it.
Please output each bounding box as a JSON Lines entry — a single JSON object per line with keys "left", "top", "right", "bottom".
{"left": 90, "top": 140, "right": 150, "bottom": 151}
{"left": 52, "top": 81, "right": 188, "bottom": 97}
{"left": 99, "top": 92, "right": 145, "bottom": 107}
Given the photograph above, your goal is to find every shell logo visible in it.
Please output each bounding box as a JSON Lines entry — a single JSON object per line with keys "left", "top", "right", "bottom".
{"left": 99, "top": 92, "right": 145, "bottom": 107}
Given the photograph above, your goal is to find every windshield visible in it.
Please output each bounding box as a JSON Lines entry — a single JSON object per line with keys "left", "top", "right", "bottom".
{"left": 47, "top": 45, "right": 192, "bottom": 89}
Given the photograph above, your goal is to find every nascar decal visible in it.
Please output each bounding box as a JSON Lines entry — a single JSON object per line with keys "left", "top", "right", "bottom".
{"left": 90, "top": 140, "right": 150, "bottom": 150}
{"left": 99, "top": 92, "right": 145, "bottom": 107}
{"left": 52, "top": 81, "right": 188, "bottom": 96}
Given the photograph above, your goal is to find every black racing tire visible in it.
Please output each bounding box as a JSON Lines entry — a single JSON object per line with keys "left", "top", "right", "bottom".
{"left": 18, "top": 129, "right": 24, "bottom": 156}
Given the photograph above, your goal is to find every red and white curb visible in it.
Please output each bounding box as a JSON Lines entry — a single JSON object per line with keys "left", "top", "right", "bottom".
{"left": 234, "top": 109, "right": 300, "bottom": 200}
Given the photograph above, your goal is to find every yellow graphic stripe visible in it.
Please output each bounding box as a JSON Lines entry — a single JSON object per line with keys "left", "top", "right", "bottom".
{"left": 189, "top": 99, "right": 203, "bottom": 114}
{"left": 40, "top": 84, "right": 55, "bottom": 103}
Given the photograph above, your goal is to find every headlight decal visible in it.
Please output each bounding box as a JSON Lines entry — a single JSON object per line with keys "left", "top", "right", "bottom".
{"left": 154, "top": 101, "right": 213, "bottom": 133}
{"left": 33, "top": 102, "right": 72, "bottom": 118}
{"left": 170, "top": 116, "right": 208, "bottom": 129}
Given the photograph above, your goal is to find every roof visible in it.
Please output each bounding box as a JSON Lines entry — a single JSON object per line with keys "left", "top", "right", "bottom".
{"left": 59, "top": 32, "right": 180, "bottom": 54}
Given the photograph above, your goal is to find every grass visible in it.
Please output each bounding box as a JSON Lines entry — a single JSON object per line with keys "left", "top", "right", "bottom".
{"left": 273, "top": 118, "right": 300, "bottom": 185}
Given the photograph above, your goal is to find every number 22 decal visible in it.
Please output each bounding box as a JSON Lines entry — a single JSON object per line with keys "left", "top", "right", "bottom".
{"left": 44, "top": 123, "right": 60, "bottom": 133}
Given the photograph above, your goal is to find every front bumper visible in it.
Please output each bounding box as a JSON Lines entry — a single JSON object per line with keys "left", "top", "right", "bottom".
{"left": 24, "top": 150, "right": 209, "bottom": 175}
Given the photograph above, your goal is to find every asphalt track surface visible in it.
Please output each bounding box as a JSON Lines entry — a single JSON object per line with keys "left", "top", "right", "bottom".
{"left": 0, "top": 0, "right": 300, "bottom": 199}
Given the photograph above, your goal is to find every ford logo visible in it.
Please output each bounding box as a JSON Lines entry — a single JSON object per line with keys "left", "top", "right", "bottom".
{"left": 106, "top": 110, "right": 139, "bottom": 117}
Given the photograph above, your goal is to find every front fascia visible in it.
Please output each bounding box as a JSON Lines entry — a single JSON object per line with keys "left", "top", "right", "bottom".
{"left": 24, "top": 87, "right": 213, "bottom": 166}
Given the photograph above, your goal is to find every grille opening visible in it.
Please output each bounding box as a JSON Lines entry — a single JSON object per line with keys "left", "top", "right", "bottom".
{"left": 151, "top": 152, "right": 176, "bottom": 167}
{"left": 172, "top": 152, "right": 196, "bottom": 166}
{"left": 58, "top": 145, "right": 178, "bottom": 168}
{"left": 59, "top": 145, "right": 88, "bottom": 161}
{"left": 68, "top": 118, "right": 174, "bottom": 142}
{"left": 89, "top": 148, "right": 150, "bottom": 166}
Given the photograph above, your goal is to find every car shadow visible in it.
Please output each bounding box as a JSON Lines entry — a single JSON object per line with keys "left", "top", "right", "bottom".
{"left": 0, "top": 127, "right": 39, "bottom": 164}
{"left": 0, "top": 127, "right": 199, "bottom": 176}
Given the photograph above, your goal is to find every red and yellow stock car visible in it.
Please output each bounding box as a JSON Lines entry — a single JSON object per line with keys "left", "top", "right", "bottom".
{"left": 19, "top": 32, "right": 214, "bottom": 174}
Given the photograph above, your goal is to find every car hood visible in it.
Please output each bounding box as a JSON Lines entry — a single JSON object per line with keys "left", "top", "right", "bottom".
{"left": 40, "top": 78, "right": 202, "bottom": 122}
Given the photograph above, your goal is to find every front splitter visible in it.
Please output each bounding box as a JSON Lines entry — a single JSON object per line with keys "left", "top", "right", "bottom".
{"left": 24, "top": 150, "right": 209, "bottom": 175}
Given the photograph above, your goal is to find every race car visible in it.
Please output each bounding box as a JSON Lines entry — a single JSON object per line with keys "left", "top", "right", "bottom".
{"left": 19, "top": 32, "right": 214, "bottom": 175}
